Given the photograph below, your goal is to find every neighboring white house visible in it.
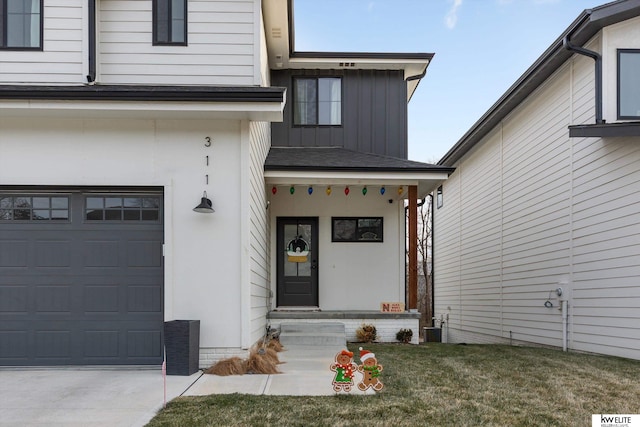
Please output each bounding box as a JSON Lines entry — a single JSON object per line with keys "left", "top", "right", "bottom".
{"left": 433, "top": 0, "right": 640, "bottom": 360}
{"left": 0, "top": 0, "right": 450, "bottom": 367}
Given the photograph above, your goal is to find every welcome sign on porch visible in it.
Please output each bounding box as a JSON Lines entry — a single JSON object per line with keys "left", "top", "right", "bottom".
{"left": 380, "top": 302, "right": 405, "bottom": 313}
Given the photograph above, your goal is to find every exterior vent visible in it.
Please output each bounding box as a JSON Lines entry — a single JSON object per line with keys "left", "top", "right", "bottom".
{"left": 271, "top": 28, "right": 282, "bottom": 38}
{"left": 339, "top": 62, "right": 356, "bottom": 67}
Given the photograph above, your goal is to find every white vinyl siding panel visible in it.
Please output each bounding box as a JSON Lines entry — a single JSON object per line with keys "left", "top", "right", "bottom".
{"left": 0, "top": 1, "right": 83, "bottom": 83}
{"left": 433, "top": 168, "right": 461, "bottom": 330}
{"left": 98, "top": 0, "right": 256, "bottom": 85}
{"left": 571, "top": 133, "right": 640, "bottom": 360}
{"left": 248, "top": 121, "right": 271, "bottom": 345}
{"left": 458, "top": 130, "right": 503, "bottom": 337}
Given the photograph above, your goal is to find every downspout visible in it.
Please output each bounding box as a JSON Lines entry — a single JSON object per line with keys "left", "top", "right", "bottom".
{"left": 430, "top": 193, "right": 435, "bottom": 327}
{"left": 563, "top": 35, "right": 604, "bottom": 124}
{"left": 87, "top": 0, "right": 96, "bottom": 83}
{"left": 405, "top": 69, "right": 427, "bottom": 82}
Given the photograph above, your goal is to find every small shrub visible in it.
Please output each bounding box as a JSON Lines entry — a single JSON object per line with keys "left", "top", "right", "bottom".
{"left": 396, "top": 328, "right": 413, "bottom": 344}
{"left": 356, "top": 323, "right": 377, "bottom": 343}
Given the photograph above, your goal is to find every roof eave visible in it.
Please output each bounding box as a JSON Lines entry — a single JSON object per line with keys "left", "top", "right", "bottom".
{"left": 0, "top": 85, "right": 286, "bottom": 103}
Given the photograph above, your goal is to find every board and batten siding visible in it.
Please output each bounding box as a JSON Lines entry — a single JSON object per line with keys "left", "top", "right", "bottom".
{"left": 248, "top": 121, "right": 271, "bottom": 346}
{"left": 270, "top": 69, "right": 408, "bottom": 159}
{"left": 0, "top": 1, "right": 84, "bottom": 83}
{"left": 436, "top": 33, "right": 640, "bottom": 360}
{"left": 98, "top": 0, "right": 259, "bottom": 85}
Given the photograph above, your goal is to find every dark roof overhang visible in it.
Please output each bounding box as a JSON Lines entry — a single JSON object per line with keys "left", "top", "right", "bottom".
{"left": 569, "top": 121, "right": 640, "bottom": 137}
{"left": 438, "top": 0, "right": 640, "bottom": 166}
{"left": 0, "top": 85, "right": 286, "bottom": 103}
{"left": 265, "top": 147, "right": 454, "bottom": 173}
{"left": 265, "top": 147, "right": 454, "bottom": 197}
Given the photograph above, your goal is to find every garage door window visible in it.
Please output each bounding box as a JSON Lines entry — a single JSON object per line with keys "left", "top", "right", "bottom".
{"left": 85, "top": 196, "right": 160, "bottom": 221}
{"left": 0, "top": 195, "right": 69, "bottom": 221}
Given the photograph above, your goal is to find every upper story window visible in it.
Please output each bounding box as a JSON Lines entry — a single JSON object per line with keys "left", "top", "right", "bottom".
{"left": 293, "top": 77, "right": 342, "bottom": 126}
{"left": 153, "top": 0, "right": 187, "bottom": 45}
{"left": 0, "top": 0, "right": 42, "bottom": 50}
{"left": 618, "top": 49, "right": 640, "bottom": 120}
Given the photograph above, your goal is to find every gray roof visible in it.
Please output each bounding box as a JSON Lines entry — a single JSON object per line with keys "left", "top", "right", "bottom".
{"left": 438, "top": 0, "right": 640, "bottom": 166}
{"left": 265, "top": 147, "right": 454, "bottom": 173}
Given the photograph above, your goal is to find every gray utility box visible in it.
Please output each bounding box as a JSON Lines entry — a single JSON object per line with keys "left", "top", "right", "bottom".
{"left": 164, "top": 320, "right": 200, "bottom": 375}
{"left": 423, "top": 327, "right": 442, "bottom": 343}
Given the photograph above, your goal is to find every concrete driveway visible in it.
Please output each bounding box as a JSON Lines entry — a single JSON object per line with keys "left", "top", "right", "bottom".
{"left": 0, "top": 368, "right": 201, "bottom": 427}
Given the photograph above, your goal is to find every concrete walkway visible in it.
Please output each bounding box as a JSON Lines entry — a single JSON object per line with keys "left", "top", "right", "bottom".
{"left": 185, "top": 344, "right": 376, "bottom": 396}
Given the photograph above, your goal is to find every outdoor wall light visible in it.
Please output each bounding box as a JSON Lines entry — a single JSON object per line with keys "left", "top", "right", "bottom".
{"left": 193, "top": 191, "right": 215, "bottom": 213}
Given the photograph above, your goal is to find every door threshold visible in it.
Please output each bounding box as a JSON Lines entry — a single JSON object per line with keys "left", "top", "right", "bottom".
{"left": 274, "top": 306, "right": 321, "bottom": 312}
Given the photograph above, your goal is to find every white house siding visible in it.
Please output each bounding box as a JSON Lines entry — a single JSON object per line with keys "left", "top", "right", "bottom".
{"left": 500, "top": 65, "right": 573, "bottom": 348}
{"left": 436, "top": 32, "right": 640, "bottom": 359}
{"left": 0, "top": 1, "right": 84, "bottom": 84}
{"left": 98, "top": 0, "right": 257, "bottom": 85}
{"left": 269, "top": 191, "right": 405, "bottom": 310}
{"left": 0, "top": 114, "right": 249, "bottom": 363}
{"left": 571, "top": 135, "right": 640, "bottom": 360}
{"left": 247, "top": 121, "right": 271, "bottom": 347}
{"left": 433, "top": 170, "right": 461, "bottom": 336}
{"left": 458, "top": 129, "right": 503, "bottom": 340}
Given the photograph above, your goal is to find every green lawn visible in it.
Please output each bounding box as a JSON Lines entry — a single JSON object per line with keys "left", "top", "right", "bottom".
{"left": 147, "top": 343, "right": 640, "bottom": 427}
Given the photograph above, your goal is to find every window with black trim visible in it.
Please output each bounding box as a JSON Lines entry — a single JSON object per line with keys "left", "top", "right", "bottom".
{"left": 85, "top": 196, "right": 160, "bottom": 221}
{"left": 618, "top": 49, "right": 640, "bottom": 119}
{"left": 0, "top": 0, "right": 42, "bottom": 49}
{"left": 153, "top": 0, "right": 187, "bottom": 45}
{"left": 436, "top": 186, "right": 443, "bottom": 209}
{"left": 0, "top": 195, "right": 69, "bottom": 221}
{"left": 332, "top": 217, "right": 383, "bottom": 242}
{"left": 293, "top": 77, "right": 342, "bottom": 125}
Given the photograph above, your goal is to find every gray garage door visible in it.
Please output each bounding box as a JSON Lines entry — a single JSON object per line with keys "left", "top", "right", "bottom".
{"left": 0, "top": 189, "right": 164, "bottom": 366}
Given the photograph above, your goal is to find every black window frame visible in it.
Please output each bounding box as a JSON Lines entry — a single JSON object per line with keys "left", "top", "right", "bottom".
{"left": 0, "top": 0, "right": 44, "bottom": 50}
{"left": 617, "top": 49, "right": 640, "bottom": 120}
{"left": 152, "top": 0, "right": 187, "bottom": 46}
{"left": 331, "top": 217, "right": 383, "bottom": 242}
{"left": 293, "top": 76, "right": 343, "bottom": 127}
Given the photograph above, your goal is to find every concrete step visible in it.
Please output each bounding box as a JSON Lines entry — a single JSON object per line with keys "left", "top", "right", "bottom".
{"left": 280, "top": 322, "right": 345, "bottom": 334}
{"left": 279, "top": 322, "right": 346, "bottom": 347}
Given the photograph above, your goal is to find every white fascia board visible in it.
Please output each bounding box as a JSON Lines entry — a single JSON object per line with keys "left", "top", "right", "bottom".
{"left": 0, "top": 100, "right": 285, "bottom": 121}
{"left": 287, "top": 57, "right": 428, "bottom": 70}
{"left": 264, "top": 170, "right": 450, "bottom": 185}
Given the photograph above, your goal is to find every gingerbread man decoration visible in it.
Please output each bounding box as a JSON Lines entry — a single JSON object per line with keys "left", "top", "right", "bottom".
{"left": 330, "top": 349, "right": 357, "bottom": 392}
{"left": 357, "top": 347, "right": 384, "bottom": 392}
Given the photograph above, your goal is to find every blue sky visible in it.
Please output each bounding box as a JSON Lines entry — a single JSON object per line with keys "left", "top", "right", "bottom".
{"left": 293, "top": 0, "right": 597, "bottom": 163}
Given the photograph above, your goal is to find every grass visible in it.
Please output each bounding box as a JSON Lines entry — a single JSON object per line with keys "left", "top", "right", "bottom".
{"left": 146, "top": 344, "right": 640, "bottom": 427}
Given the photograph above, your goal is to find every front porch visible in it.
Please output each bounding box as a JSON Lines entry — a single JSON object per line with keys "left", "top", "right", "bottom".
{"left": 267, "top": 310, "right": 421, "bottom": 345}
